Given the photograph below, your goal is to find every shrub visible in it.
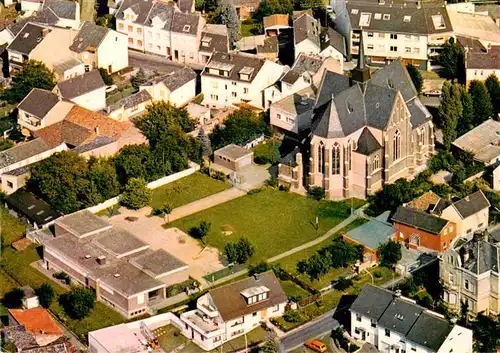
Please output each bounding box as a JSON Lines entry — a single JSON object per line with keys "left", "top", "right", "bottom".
{"left": 224, "top": 237, "right": 255, "bottom": 264}
{"left": 53, "top": 272, "right": 71, "bottom": 285}
{"left": 211, "top": 171, "right": 226, "bottom": 181}
{"left": 307, "top": 186, "right": 325, "bottom": 200}
{"left": 59, "top": 287, "right": 96, "bottom": 320}
{"left": 35, "top": 283, "right": 55, "bottom": 308}
{"left": 2, "top": 288, "right": 25, "bottom": 308}
{"left": 334, "top": 276, "right": 353, "bottom": 291}
{"left": 283, "top": 310, "right": 302, "bottom": 323}
{"left": 120, "top": 178, "right": 152, "bottom": 209}
{"left": 99, "top": 68, "right": 114, "bottom": 85}
{"left": 247, "top": 187, "right": 264, "bottom": 195}
{"left": 248, "top": 261, "right": 270, "bottom": 275}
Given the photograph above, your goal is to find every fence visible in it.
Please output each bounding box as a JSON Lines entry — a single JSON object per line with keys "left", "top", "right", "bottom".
{"left": 87, "top": 162, "right": 200, "bottom": 213}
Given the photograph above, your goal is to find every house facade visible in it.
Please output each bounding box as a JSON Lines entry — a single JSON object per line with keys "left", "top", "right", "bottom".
{"left": 350, "top": 285, "right": 473, "bottom": 353}
{"left": 293, "top": 13, "right": 320, "bottom": 58}
{"left": 53, "top": 70, "right": 106, "bottom": 111}
{"left": 180, "top": 272, "right": 289, "bottom": 351}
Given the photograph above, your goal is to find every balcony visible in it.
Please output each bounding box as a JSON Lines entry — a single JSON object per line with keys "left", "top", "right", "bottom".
{"left": 181, "top": 310, "right": 225, "bottom": 336}
{"left": 198, "top": 303, "right": 219, "bottom": 318}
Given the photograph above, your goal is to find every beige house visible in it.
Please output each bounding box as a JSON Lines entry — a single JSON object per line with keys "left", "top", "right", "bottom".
{"left": 36, "top": 210, "right": 189, "bottom": 318}
{"left": 213, "top": 144, "right": 253, "bottom": 172}
{"left": 293, "top": 13, "right": 320, "bottom": 58}
{"left": 452, "top": 119, "right": 500, "bottom": 166}
{"left": 440, "top": 229, "right": 500, "bottom": 315}
{"left": 53, "top": 70, "right": 106, "bottom": 111}
{"left": 108, "top": 90, "right": 152, "bottom": 122}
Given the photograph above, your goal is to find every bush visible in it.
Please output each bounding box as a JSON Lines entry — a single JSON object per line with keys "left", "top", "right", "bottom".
{"left": 247, "top": 187, "right": 264, "bottom": 195}
{"left": 166, "top": 278, "right": 199, "bottom": 297}
{"left": 59, "top": 287, "right": 96, "bottom": 320}
{"left": 2, "top": 288, "right": 25, "bottom": 308}
{"left": 307, "top": 186, "right": 325, "bottom": 200}
{"left": 53, "top": 272, "right": 71, "bottom": 285}
{"left": 99, "top": 68, "right": 114, "bottom": 85}
{"left": 210, "top": 171, "right": 226, "bottom": 181}
{"left": 120, "top": 178, "right": 152, "bottom": 209}
{"left": 248, "top": 261, "right": 270, "bottom": 276}
{"left": 335, "top": 276, "right": 353, "bottom": 291}
{"left": 189, "top": 220, "right": 211, "bottom": 244}
{"left": 224, "top": 237, "right": 255, "bottom": 264}
{"left": 283, "top": 309, "right": 302, "bottom": 323}
{"left": 35, "top": 283, "right": 55, "bottom": 308}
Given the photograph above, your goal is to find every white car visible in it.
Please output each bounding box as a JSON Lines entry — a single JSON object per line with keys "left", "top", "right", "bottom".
{"left": 105, "top": 85, "right": 118, "bottom": 94}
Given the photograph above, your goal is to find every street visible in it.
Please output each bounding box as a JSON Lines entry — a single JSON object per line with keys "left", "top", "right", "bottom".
{"left": 128, "top": 50, "right": 184, "bottom": 73}
{"left": 279, "top": 310, "right": 340, "bottom": 352}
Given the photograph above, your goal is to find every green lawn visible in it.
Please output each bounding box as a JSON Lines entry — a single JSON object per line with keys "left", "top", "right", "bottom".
{"left": 167, "top": 189, "right": 356, "bottom": 263}
{"left": 155, "top": 325, "right": 189, "bottom": 352}
{"left": 106, "top": 86, "right": 137, "bottom": 105}
{"left": 203, "top": 263, "right": 246, "bottom": 283}
{"left": 0, "top": 208, "right": 125, "bottom": 342}
{"left": 1, "top": 207, "right": 27, "bottom": 246}
{"left": 150, "top": 173, "right": 230, "bottom": 210}
{"left": 0, "top": 268, "right": 17, "bottom": 297}
{"left": 279, "top": 279, "right": 310, "bottom": 299}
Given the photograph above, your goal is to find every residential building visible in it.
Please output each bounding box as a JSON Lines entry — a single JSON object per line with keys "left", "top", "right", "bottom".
{"left": 320, "top": 28, "right": 346, "bottom": 70}
{"left": 0, "top": 325, "right": 68, "bottom": 353}
{"left": 447, "top": 6, "right": 500, "bottom": 47}
{"left": 53, "top": 70, "right": 106, "bottom": 111}
{"left": 452, "top": 119, "right": 500, "bottom": 165}
{"left": 392, "top": 206, "right": 457, "bottom": 252}
{"left": 350, "top": 285, "right": 473, "bottom": 353}
{"left": 213, "top": 144, "right": 253, "bottom": 172}
{"left": 333, "top": 0, "right": 453, "bottom": 69}
{"left": 107, "top": 90, "right": 152, "bottom": 121}
{"left": 231, "top": 0, "right": 259, "bottom": 20}
{"left": 461, "top": 37, "right": 500, "bottom": 87}
{"left": 494, "top": 164, "right": 500, "bottom": 191}
{"left": 270, "top": 86, "right": 316, "bottom": 136}
{"left": 36, "top": 210, "right": 189, "bottom": 318}
{"left": 180, "top": 271, "right": 288, "bottom": 351}
{"left": 139, "top": 67, "right": 197, "bottom": 107}
{"left": 278, "top": 43, "right": 434, "bottom": 199}
{"left": 186, "top": 103, "right": 210, "bottom": 125}
{"left": 343, "top": 211, "right": 396, "bottom": 269}
{"left": 20, "top": 0, "right": 80, "bottom": 29}
{"left": 171, "top": 12, "right": 206, "bottom": 65}
{"left": 293, "top": 13, "right": 320, "bottom": 58}
{"left": 440, "top": 228, "right": 500, "bottom": 314}
{"left": 70, "top": 21, "right": 128, "bottom": 73}
{"left": 17, "top": 88, "right": 75, "bottom": 132}
{"left": 199, "top": 24, "right": 229, "bottom": 64}
{"left": 21, "top": 286, "right": 40, "bottom": 309}
{"left": 236, "top": 35, "right": 279, "bottom": 61}
{"left": 115, "top": 0, "right": 154, "bottom": 52}
{"left": 201, "top": 51, "right": 285, "bottom": 108}
{"left": 263, "top": 14, "right": 290, "bottom": 36}
{"left": 5, "top": 189, "right": 62, "bottom": 227}
{"left": 8, "top": 308, "right": 64, "bottom": 346}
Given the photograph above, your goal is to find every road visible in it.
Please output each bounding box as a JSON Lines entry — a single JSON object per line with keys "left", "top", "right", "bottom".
{"left": 128, "top": 50, "right": 184, "bottom": 73}
{"left": 279, "top": 311, "right": 340, "bottom": 352}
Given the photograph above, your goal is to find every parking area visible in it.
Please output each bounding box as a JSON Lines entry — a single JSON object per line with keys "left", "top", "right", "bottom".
{"left": 106, "top": 209, "right": 225, "bottom": 284}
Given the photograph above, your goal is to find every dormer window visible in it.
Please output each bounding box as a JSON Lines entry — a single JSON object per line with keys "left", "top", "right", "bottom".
{"left": 240, "top": 286, "right": 270, "bottom": 305}
{"left": 202, "top": 36, "right": 212, "bottom": 47}
{"left": 239, "top": 66, "right": 254, "bottom": 81}
{"left": 383, "top": 14, "right": 390, "bottom": 20}
{"left": 183, "top": 25, "right": 191, "bottom": 32}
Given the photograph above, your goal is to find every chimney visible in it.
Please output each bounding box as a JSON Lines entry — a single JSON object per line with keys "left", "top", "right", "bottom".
{"left": 97, "top": 255, "right": 106, "bottom": 265}
{"left": 42, "top": 28, "right": 50, "bottom": 37}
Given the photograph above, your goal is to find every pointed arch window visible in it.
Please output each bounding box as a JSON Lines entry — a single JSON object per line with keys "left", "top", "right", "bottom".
{"left": 372, "top": 155, "right": 380, "bottom": 171}
{"left": 419, "top": 127, "right": 425, "bottom": 145}
{"left": 332, "top": 143, "right": 340, "bottom": 175}
{"left": 318, "top": 142, "right": 325, "bottom": 174}
{"left": 393, "top": 130, "right": 401, "bottom": 161}
{"left": 347, "top": 142, "right": 352, "bottom": 171}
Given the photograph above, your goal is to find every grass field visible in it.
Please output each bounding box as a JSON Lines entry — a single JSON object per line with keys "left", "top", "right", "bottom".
{"left": 150, "top": 173, "right": 230, "bottom": 210}
{"left": 279, "top": 279, "right": 310, "bottom": 299}
{"left": 1, "top": 207, "right": 27, "bottom": 246}
{"left": 167, "top": 189, "right": 359, "bottom": 263}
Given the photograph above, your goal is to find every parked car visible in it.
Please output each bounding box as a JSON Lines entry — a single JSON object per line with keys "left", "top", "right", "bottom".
{"left": 304, "top": 339, "right": 327, "bottom": 353}
{"left": 423, "top": 89, "right": 442, "bottom": 97}
{"left": 105, "top": 85, "right": 118, "bottom": 94}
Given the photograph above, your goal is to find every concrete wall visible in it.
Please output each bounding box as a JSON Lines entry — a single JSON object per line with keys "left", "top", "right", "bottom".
{"left": 97, "top": 29, "right": 129, "bottom": 73}
{"left": 67, "top": 87, "right": 106, "bottom": 111}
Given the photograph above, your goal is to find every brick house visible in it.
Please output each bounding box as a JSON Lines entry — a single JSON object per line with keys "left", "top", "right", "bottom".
{"left": 392, "top": 206, "right": 457, "bottom": 252}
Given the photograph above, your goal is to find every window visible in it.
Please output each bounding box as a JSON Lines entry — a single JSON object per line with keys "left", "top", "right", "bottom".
{"left": 367, "top": 44, "right": 374, "bottom": 50}
{"left": 390, "top": 33, "right": 398, "bottom": 39}
{"left": 127, "top": 25, "right": 133, "bottom": 32}
{"left": 414, "top": 47, "right": 420, "bottom": 54}
{"left": 367, "top": 32, "right": 374, "bottom": 37}
{"left": 318, "top": 142, "right": 325, "bottom": 174}
{"left": 332, "top": 143, "right": 341, "bottom": 175}
{"left": 137, "top": 27, "right": 142, "bottom": 34}
{"left": 189, "top": 52, "right": 194, "bottom": 59}
{"left": 248, "top": 6, "right": 255, "bottom": 11}
{"left": 393, "top": 130, "right": 401, "bottom": 161}
{"left": 374, "top": 13, "right": 382, "bottom": 20}
{"left": 277, "top": 113, "right": 282, "bottom": 120}
{"left": 356, "top": 313, "right": 361, "bottom": 322}
{"left": 467, "top": 228, "right": 472, "bottom": 234}
{"left": 479, "top": 222, "right": 484, "bottom": 228}
{"left": 128, "top": 37, "right": 134, "bottom": 44}
{"left": 210, "top": 94, "right": 218, "bottom": 100}
{"left": 286, "top": 117, "right": 295, "bottom": 124}
{"left": 405, "top": 47, "right": 411, "bottom": 53}
{"left": 6, "top": 181, "right": 13, "bottom": 188}
{"left": 355, "top": 328, "right": 361, "bottom": 334}
{"left": 273, "top": 305, "right": 279, "bottom": 312}
{"left": 118, "top": 23, "right": 124, "bottom": 30}
{"left": 465, "top": 280, "right": 469, "bottom": 290}
{"left": 351, "top": 9, "right": 359, "bottom": 14}
{"left": 390, "top": 46, "right": 398, "bottom": 52}
{"left": 243, "top": 87, "right": 249, "bottom": 94}
{"left": 405, "top": 34, "right": 411, "bottom": 40}
{"left": 378, "top": 32, "right": 385, "bottom": 38}
{"left": 372, "top": 155, "right": 380, "bottom": 171}
{"left": 137, "top": 40, "right": 143, "bottom": 47}
{"left": 383, "top": 14, "right": 390, "bottom": 20}
{"left": 232, "top": 82, "right": 237, "bottom": 85}
{"left": 157, "top": 45, "right": 161, "bottom": 50}
{"left": 449, "top": 274, "right": 454, "bottom": 285}
{"left": 213, "top": 336, "right": 221, "bottom": 343}
{"left": 419, "top": 128, "right": 425, "bottom": 145}
{"left": 137, "top": 294, "right": 144, "bottom": 304}
{"left": 225, "top": 84, "right": 228, "bottom": 90}
{"left": 403, "top": 15, "right": 411, "bottom": 22}
{"left": 252, "top": 312, "right": 258, "bottom": 317}
{"left": 385, "top": 329, "right": 390, "bottom": 337}
{"left": 232, "top": 92, "right": 237, "bottom": 97}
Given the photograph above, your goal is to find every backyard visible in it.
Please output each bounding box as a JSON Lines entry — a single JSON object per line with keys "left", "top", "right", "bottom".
{"left": 150, "top": 172, "right": 230, "bottom": 209}
{"left": 166, "top": 188, "right": 362, "bottom": 263}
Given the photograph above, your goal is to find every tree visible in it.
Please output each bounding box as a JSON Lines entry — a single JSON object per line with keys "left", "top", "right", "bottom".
{"left": 473, "top": 313, "right": 500, "bottom": 352}
{"left": 253, "top": 0, "right": 293, "bottom": 21}
{"left": 87, "top": 157, "right": 120, "bottom": 201}
{"left": 335, "top": 276, "right": 353, "bottom": 291}
{"left": 366, "top": 178, "right": 413, "bottom": 215}
{"left": 96, "top": 14, "right": 115, "bottom": 28}
{"left": 131, "top": 68, "right": 148, "bottom": 90}
{"left": 35, "top": 283, "right": 55, "bottom": 308}
{"left": 469, "top": 80, "right": 493, "bottom": 125}
{"left": 114, "top": 144, "right": 163, "bottom": 184}
{"left": 438, "top": 81, "right": 462, "bottom": 150}
{"left": 99, "top": 68, "right": 114, "bottom": 85}
{"left": 216, "top": 4, "right": 240, "bottom": 47}
{"left": 406, "top": 64, "right": 423, "bottom": 93}
{"left": 190, "top": 220, "right": 211, "bottom": 244}
{"left": 162, "top": 202, "right": 173, "bottom": 222}
{"left": 2, "top": 288, "right": 24, "bottom": 308}
{"left": 458, "top": 89, "right": 474, "bottom": 136}
{"left": 438, "top": 38, "right": 464, "bottom": 81}
{"left": 196, "top": 128, "right": 212, "bottom": 157}
{"left": 261, "top": 339, "right": 279, "bottom": 353}
{"left": 283, "top": 310, "right": 301, "bottom": 323}
{"left": 234, "top": 237, "right": 254, "bottom": 263}
{"left": 2, "top": 60, "right": 56, "bottom": 103}
{"left": 120, "top": 178, "right": 152, "bottom": 209}
{"left": 224, "top": 242, "right": 238, "bottom": 263}
{"left": 298, "top": 0, "right": 324, "bottom": 10}
{"left": 378, "top": 240, "right": 402, "bottom": 268}
{"left": 59, "top": 287, "right": 95, "bottom": 320}
{"left": 459, "top": 300, "right": 469, "bottom": 327}
{"left": 485, "top": 73, "right": 500, "bottom": 118}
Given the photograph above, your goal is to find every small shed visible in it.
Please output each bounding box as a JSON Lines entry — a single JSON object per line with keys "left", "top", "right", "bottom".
{"left": 21, "top": 286, "right": 39, "bottom": 309}
{"left": 213, "top": 144, "right": 253, "bottom": 172}
{"left": 5, "top": 189, "right": 62, "bottom": 229}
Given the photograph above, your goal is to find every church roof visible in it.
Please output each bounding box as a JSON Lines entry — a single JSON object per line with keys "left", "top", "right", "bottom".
{"left": 356, "top": 127, "right": 382, "bottom": 155}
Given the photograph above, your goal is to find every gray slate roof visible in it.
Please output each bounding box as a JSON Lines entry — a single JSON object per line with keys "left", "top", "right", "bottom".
{"left": 171, "top": 12, "right": 200, "bottom": 35}
{"left": 8, "top": 23, "right": 49, "bottom": 55}
{"left": 356, "top": 127, "right": 381, "bottom": 155}
{"left": 452, "top": 190, "right": 490, "bottom": 219}
{"left": 115, "top": 0, "right": 154, "bottom": 24}
{"left": 215, "top": 144, "right": 252, "bottom": 160}
{"left": 293, "top": 13, "right": 320, "bottom": 47}
{"left": 56, "top": 210, "right": 111, "bottom": 238}
{"left": 200, "top": 24, "right": 229, "bottom": 53}
{"left": 129, "top": 249, "right": 188, "bottom": 277}
{"left": 70, "top": 21, "right": 109, "bottom": 53}
{"left": 178, "top": 0, "right": 193, "bottom": 13}
{"left": 345, "top": 211, "right": 395, "bottom": 249}
{"left": 0, "top": 138, "right": 53, "bottom": 169}
{"left": 5, "top": 189, "right": 61, "bottom": 226}
{"left": 326, "top": 28, "right": 346, "bottom": 56}
{"left": 18, "top": 88, "right": 59, "bottom": 119}
{"left": 460, "top": 235, "right": 500, "bottom": 275}
{"left": 281, "top": 54, "right": 324, "bottom": 84}
{"left": 145, "top": 2, "right": 175, "bottom": 30}
{"left": 392, "top": 206, "right": 448, "bottom": 235}
{"left": 44, "top": 0, "right": 78, "bottom": 19}
{"left": 119, "top": 89, "right": 152, "bottom": 109}
{"left": 203, "top": 51, "right": 265, "bottom": 83}
{"left": 55, "top": 70, "right": 105, "bottom": 99}
{"left": 272, "top": 86, "right": 316, "bottom": 116}
{"left": 143, "top": 67, "right": 196, "bottom": 92}
{"left": 351, "top": 285, "right": 454, "bottom": 352}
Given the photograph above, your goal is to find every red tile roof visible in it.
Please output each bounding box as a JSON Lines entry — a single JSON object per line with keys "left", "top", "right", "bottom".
{"left": 8, "top": 308, "right": 63, "bottom": 336}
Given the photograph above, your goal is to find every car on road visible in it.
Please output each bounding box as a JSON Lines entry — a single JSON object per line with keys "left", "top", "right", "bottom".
{"left": 304, "top": 339, "right": 327, "bottom": 352}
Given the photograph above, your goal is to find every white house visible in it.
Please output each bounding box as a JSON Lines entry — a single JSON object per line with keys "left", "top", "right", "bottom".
{"left": 350, "top": 285, "right": 473, "bottom": 353}
{"left": 107, "top": 90, "right": 152, "bottom": 121}
{"left": 270, "top": 86, "right": 315, "bottom": 136}
{"left": 293, "top": 13, "right": 320, "bottom": 58}
{"left": 170, "top": 12, "right": 206, "bottom": 65}
{"left": 139, "top": 67, "right": 197, "bottom": 107}
{"left": 20, "top": 0, "right": 80, "bottom": 29}
{"left": 494, "top": 165, "right": 500, "bottom": 191}
{"left": 320, "top": 28, "right": 346, "bottom": 72}
{"left": 180, "top": 272, "right": 289, "bottom": 351}
{"left": 53, "top": 70, "right": 106, "bottom": 111}
{"left": 70, "top": 21, "right": 128, "bottom": 73}
{"left": 201, "top": 51, "right": 285, "bottom": 108}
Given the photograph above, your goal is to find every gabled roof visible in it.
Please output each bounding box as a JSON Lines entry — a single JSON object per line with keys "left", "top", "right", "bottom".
{"left": 459, "top": 233, "right": 500, "bottom": 275}
{"left": 117, "top": 89, "right": 152, "bottom": 110}
{"left": 70, "top": 21, "right": 109, "bottom": 53}
{"left": 6, "top": 189, "right": 62, "bottom": 226}
{"left": 115, "top": 0, "right": 154, "bottom": 24}
{"left": 0, "top": 138, "right": 54, "bottom": 169}
{"left": 43, "top": 0, "right": 78, "bottom": 19}
{"left": 271, "top": 86, "right": 316, "bottom": 116}
{"left": 392, "top": 206, "right": 449, "bottom": 235}
{"left": 8, "top": 308, "right": 63, "bottom": 337}
{"left": 203, "top": 51, "right": 266, "bottom": 83}
{"left": 344, "top": 213, "right": 396, "bottom": 250}
{"left": 17, "top": 88, "right": 60, "bottom": 119}
{"left": 200, "top": 24, "right": 229, "bottom": 53}
{"left": 209, "top": 271, "right": 287, "bottom": 321}
{"left": 466, "top": 45, "right": 500, "bottom": 70}
{"left": 144, "top": 1, "right": 175, "bottom": 30}
{"left": 281, "top": 53, "right": 324, "bottom": 84}
{"left": 452, "top": 190, "right": 490, "bottom": 219}
{"left": 142, "top": 67, "right": 196, "bottom": 92}
{"left": 7, "top": 22, "right": 49, "bottom": 55}
{"left": 325, "top": 28, "right": 346, "bottom": 56}
{"left": 178, "top": 0, "right": 193, "bottom": 13}
{"left": 171, "top": 12, "right": 200, "bottom": 35}
{"left": 355, "top": 127, "right": 381, "bottom": 155}
{"left": 293, "top": 13, "right": 320, "bottom": 47}
{"left": 452, "top": 119, "right": 500, "bottom": 164}
{"left": 55, "top": 70, "right": 105, "bottom": 99}
{"left": 263, "top": 14, "right": 289, "bottom": 29}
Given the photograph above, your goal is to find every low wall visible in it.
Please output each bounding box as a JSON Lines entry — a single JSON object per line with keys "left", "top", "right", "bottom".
{"left": 87, "top": 162, "right": 200, "bottom": 213}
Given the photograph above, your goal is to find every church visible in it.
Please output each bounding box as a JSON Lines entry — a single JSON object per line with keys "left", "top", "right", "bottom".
{"left": 278, "top": 35, "right": 435, "bottom": 199}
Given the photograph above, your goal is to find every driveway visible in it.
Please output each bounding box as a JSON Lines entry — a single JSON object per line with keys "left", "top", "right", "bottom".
{"left": 107, "top": 208, "right": 225, "bottom": 284}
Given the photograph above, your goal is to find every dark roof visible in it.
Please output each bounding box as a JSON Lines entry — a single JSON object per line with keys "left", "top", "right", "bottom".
{"left": 6, "top": 189, "right": 61, "bottom": 226}
{"left": 0, "top": 138, "right": 53, "bottom": 169}
{"left": 0, "top": 326, "right": 39, "bottom": 351}
{"left": 452, "top": 190, "right": 490, "bottom": 219}
{"left": 406, "top": 97, "right": 431, "bottom": 127}
{"left": 17, "top": 88, "right": 60, "bottom": 118}
{"left": 203, "top": 51, "right": 265, "bottom": 83}
{"left": 8, "top": 23, "right": 49, "bottom": 55}
{"left": 326, "top": 28, "right": 346, "bottom": 56}
{"left": 350, "top": 284, "right": 394, "bottom": 320}
{"left": 457, "top": 36, "right": 486, "bottom": 53}
{"left": 315, "top": 70, "right": 351, "bottom": 108}
{"left": 130, "top": 249, "right": 188, "bottom": 277}
{"left": 143, "top": 67, "right": 196, "bottom": 91}
{"left": 460, "top": 235, "right": 500, "bottom": 275}
{"left": 346, "top": 0, "right": 451, "bottom": 35}
{"left": 209, "top": 271, "right": 287, "bottom": 321}
{"left": 200, "top": 25, "right": 229, "bottom": 53}
{"left": 466, "top": 46, "right": 500, "bottom": 70}
{"left": 73, "top": 136, "right": 116, "bottom": 153}
{"left": 370, "top": 60, "right": 418, "bottom": 102}
{"left": 7, "top": 11, "right": 58, "bottom": 37}
{"left": 257, "top": 36, "right": 278, "bottom": 54}
{"left": 44, "top": 0, "right": 77, "bottom": 19}
{"left": 171, "top": 12, "right": 200, "bottom": 35}
{"left": 391, "top": 206, "right": 449, "bottom": 235}
{"left": 144, "top": 2, "right": 175, "bottom": 30}
{"left": 178, "top": 0, "right": 193, "bottom": 13}
{"left": 4, "top": 165, "right": 30, "bottom": 176}
{"left": 293, "top": 13, "right": 320, "bottom": 47}
{"left": 378, "top": 296, "right": 422, "bottom": 336}
{"left": 356, "top": 127, "right": 381, "bottom": 155}
{"left": 118, "top": 90, "right": 152, "bottom": 109}
{"left": 55, "top": 71, "right": 105, "bottom": 99}
{"left": 115, "top": 0, "right": 154, "bottom": 24}
{"left": 282, "top": 54, "right": 324, "bottom": 84}
{"left": 406, "top": 312, "right": 453, "bottom": 352}
{"left": 70, "top": 21, "right": 109, "bottom": 53}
